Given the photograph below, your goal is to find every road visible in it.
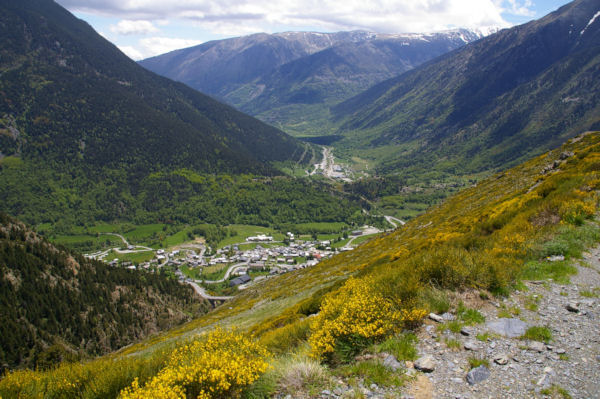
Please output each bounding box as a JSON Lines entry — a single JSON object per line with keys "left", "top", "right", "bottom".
{"left": 201, "top": 262, "right": 248, "bottom": 284}
{"left": 186, "top": 281, "right": 233, "bottom": 301}
{"left": 310, "top": 147, "right": 335, "bottom": 178}
{"left": 385, "top": 215, "right": 406, "bottom": 228}
{"left": 100, "top": 233, "right": 153, "bottom": 251}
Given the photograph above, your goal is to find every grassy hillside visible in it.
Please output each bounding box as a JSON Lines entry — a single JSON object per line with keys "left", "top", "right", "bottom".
{"left": 331, "top": 0, "right": 600, "bottom": 178}
{"left": 2, "top": 132, "right": 597, "bottom": 397}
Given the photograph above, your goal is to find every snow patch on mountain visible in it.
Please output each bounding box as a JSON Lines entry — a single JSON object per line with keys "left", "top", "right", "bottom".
{"left": 580, "top": 10, "right": 600, "bottom": 35}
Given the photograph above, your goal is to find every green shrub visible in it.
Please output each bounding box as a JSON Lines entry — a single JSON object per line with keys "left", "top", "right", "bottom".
{"left": 521, "top": 326, "right": 552, "bottom": 343}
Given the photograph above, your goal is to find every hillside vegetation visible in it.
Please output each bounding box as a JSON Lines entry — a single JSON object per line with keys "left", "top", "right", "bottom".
{"left": 0, "top": 0, "right": 380, "bottom": 233}
{"left": 0, "top": 213, "right": 209, "bottom": 372}
{"left": 2, "top": 132, "right": 598, "bottom": 398}
{"left": 332, "top": 0, "right": 600, "bottom": 178}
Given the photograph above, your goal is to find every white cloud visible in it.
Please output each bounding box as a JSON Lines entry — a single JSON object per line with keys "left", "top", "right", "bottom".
{"left": 110, "top": 19, "right": 158, "bottom": 35}
{"left": 501, "top": 0, "right": 535, "bottom": 17}
{"left": 138, "top": 37, "right": 204, "bottom": 58}
{"left": 58, "top": 0, "right": 510, "bottom": 34}
{"left": 118, "top": 45, "right": 145, "bottom": 60}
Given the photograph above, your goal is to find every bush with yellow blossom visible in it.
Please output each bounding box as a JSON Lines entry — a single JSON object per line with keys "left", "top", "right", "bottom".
{"left": 120, "top": 328, "right": 269, "bottom": 399}
{"left": 309, "top": 276, "right": 426, "bottom": 362}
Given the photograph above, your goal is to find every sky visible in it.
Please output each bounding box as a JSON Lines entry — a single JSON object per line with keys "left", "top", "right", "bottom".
{"left": 54, "top": 0, "right": 574, "bottom": 60}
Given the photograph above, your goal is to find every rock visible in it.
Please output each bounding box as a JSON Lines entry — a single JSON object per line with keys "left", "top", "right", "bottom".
{"left": 320, "top": 389, "right": 332, "bottom": 397}
{"left": 494, "top": 353, "right": 509, "bottom": 365}
{"left": 559, "top": 151, "right": 574, "bottom": 160}
{"left": 528, "top": 341, "right": 546, "bottom": 352}
{"left": 486, "top": 318, "right": 528, "bottom": 338}
{"left": 547, "top": 255, "right": 565, "bottom": 262}
{"left": 414, "top": 355, "right": 436, "bottom": 372}
{"left": 333, "top": 388, "right": 343, "bottom": 396}
{"left": 461, "top": 326, "right": 475, "bottom": 336}
{"left": 370, "top": 383, "right": 378, "bottom": 390}
{"left": 566, "top": 302, "right": 580, "bottom": 313}
{"left": 464, "top": 341, "right": 479, "bottom": 351}
{"left": 429, "top": 313, "right": 444, "bottom": 322}
{"left": 442, "top": 312, "right": 456, "bottom": 321}
{"left": 382, "top": 354, "right": 403, "bottom": 371}
{"left": 466, "top": 366, "right": 490, "bottom": 385}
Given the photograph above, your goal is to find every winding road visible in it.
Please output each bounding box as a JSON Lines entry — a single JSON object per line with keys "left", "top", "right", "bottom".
{"left": 186, "top": 281, "right": 233, "bottom": 301}
{"left": 201, "top": 262, "right": 248, "bottom": 284}
{"left": 384, "top": 215, "right": 406, "bottom": 228}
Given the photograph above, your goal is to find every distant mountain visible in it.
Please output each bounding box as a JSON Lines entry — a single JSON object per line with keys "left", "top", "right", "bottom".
{"left": 140, "top": 30, "right": 484, "bottom": 135}
{"left": 0, "top": 0, "right": 308, "bottom": 177}
{"left": 332, "top": 0, "right": 600, "bottom": 176}
{"left": 0, "top": 213, "right": 208, "bottom": 370}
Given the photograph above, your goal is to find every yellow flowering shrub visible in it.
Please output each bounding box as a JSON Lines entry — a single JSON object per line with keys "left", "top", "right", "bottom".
{"left": 309, "top": 276, "right": 426, "bottom": 361}
{"left": 120, "top": 328, "right": 269, "bottom": 399}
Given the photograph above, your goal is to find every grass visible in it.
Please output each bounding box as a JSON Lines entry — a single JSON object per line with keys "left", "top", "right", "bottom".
{"left": 336, "top": 360, "right": 406, "bottom": 388}
{"left": 217, "top": 225, "right": 283, "bottom": 248}
{"left": 521, "top": 326, "right": 552, "bottom": 343}
{"left": 498, "top": 305, "right": 521, "bottom": 318}
{"left": 524, "top": 295, "right": 540, "bottom": 311}
{"left": 558, "top": 353, "right": 570, "bottom": 361}
{"left": 444, "top": 338, "right": 462, "bottom": 350}
{"left": 468, "top": 357, "right": 490, "bottom": 369}
{"left": 475, "top": 333, "right": 491, "bottom": 342}
{"left": 200, "top": 264, "right": 229, "bottom": 281}
{"left": 350, "top": 233, "right": 379, "bottom": 246}
{"left": 372, "top": 333, "right": 418, "bottom": 361}
{"left": 437, "top": 320, "right": 463, "bottom": 334}
{"left": 540, "top": 385, "right": 572, "bottom": 399}
{"left": 580, "top": 289, "right": 599, "bottom": 298}
{"left": 423, "top": 290, "right": 450, "bottom": 314}
{"left": 104, "top": 250, "right": 155, "bottom": 264}
{"left": 456, "top": 303, "right": 485, "bottom": 325}
{"left": 180, "top": 265, "right": 202, "bottom": 280}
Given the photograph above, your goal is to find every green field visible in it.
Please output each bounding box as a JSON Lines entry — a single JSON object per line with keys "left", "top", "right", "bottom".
{"left": 104, "top": 250, "right": 156, "bottom": 264}
{"left": 216, "top": 225, "right": 284, "bottom": 248}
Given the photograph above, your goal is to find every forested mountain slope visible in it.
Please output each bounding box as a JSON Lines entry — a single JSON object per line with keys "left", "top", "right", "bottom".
{"left": 0, "top": 0, "right": 368, "bottom": 230}
{"left": 332, "top": 0, "right": 600, "bottom": 176}
{"left": 0, "top": 0, "right": 306, "bottom": 175}
{"left": 0, "top": 213, "right": 209, "bottom": 371}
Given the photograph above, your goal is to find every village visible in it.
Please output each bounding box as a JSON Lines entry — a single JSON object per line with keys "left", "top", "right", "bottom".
{"left": 88, "top": 228, "right": 375, "bottom": 296}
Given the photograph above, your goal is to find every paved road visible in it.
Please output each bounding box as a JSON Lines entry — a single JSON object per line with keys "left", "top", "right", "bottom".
{"left": 201, "top": 262, "right": 248, "bottom": 284}
{"left": 100, "top": 232, "right": 153, "bottom": 251}
{"left": 187, "top": 281, "right": 233, "bottom": 301}
{"left": 385, "top": 215, "right": 406, "bottom": 228}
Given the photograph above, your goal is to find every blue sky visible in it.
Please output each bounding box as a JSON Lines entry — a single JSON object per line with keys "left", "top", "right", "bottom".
{"left": 55, "top": 0, "right": 574, "bottom": 60}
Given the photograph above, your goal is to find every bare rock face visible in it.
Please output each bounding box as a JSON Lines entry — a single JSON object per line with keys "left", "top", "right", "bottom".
{"left": 486, "top": 318, "right": 528, "bottom": 338}
{"left": 466, "top": 365, "right": 490, "bottom": 385}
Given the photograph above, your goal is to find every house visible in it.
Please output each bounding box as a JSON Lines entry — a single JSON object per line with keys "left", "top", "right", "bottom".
{"left": 351, "top": 230, "right": 363, "bottom": 236}
{"left": 229, "top": 274, "right": 251, "bottom": 287}
{"left": 247, "top": 234, "right": 273, "bottom": 242}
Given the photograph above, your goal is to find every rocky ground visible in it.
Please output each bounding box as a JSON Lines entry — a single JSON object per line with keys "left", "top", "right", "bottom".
{"left": 312, "top": 246, "right": 600, "bottom": 399}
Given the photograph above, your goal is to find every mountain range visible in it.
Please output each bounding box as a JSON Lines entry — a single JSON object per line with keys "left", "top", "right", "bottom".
{"left": 140, "top": 29, "right": 485, "bottom": 135}
{"left": 0, "top": 0, "right": 369, "bottom": 231}
{"left": 332, "top": 0, "right": 600, "bottom": 176}
{"left": 0, "top": 0, "right": 309, "bottom": 177}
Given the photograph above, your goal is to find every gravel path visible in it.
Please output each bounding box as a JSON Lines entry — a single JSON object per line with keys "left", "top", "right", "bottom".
{"left": 404, "top": 247, "right": 600, "bottom": 399}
